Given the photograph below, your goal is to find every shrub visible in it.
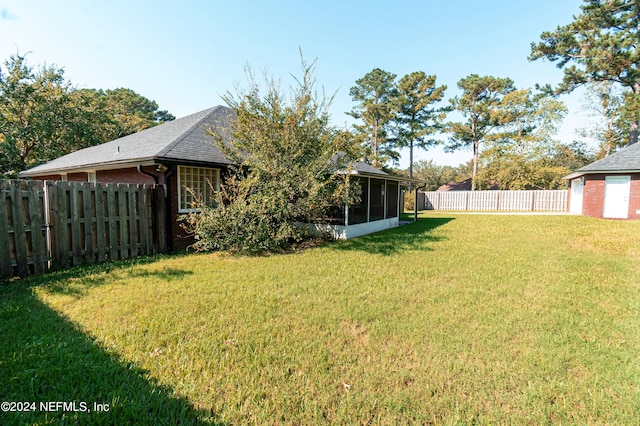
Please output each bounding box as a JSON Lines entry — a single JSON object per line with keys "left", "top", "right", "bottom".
{"left": 183, "top": 57, "right": 360, "bottom": 255}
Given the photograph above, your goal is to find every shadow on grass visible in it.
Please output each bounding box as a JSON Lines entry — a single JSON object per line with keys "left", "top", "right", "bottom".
{"left": 329, "top": 216, "right": 455, "bottom": 256}
{"left": 0, "top": 259, "right": 222, "bottom": 425}
{"left": 34, "top": 256, "right": 193, "bottom": 298}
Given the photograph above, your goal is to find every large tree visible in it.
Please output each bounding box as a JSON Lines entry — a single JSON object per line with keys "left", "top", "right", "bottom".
{"left": 347, "top": 68, "right": 398, "bottom": 167}
{"left": 578, "top": 82, "right": 627, "bottom": 157}
{"left": 491, "top": 89, "right": 567, "bottom": 154}
{"left": 0, "top": 54, "right": 73, "bottom": 177}
{"left": 393, "top": 72, "right": 447, "bottom": 186}
{"left": 101, "top": 87, "right": 174, "bottom": 138}
{"left": 446, "top": 74, "right": 516, "bottom": 190}
{"left": 529, "top": 0, "right": 640, "bottom": 145}
{"left": 0, "top": 54, "right": 174, "bottom": 177}
{"left": 185, "top": 59, "right": 356, "bottom": 254}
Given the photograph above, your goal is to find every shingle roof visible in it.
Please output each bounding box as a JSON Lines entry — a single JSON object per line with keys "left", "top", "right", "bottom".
{"left": 20, "top": 106, "right": 235, "bottom": 176}
{"left": 352, "top": 161, "right": 389, "bottom": 176}
{"left": 564, "top": 141, "right": 640, "bottom": 179}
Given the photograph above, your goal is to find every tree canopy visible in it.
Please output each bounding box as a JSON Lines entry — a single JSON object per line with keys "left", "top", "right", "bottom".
{"left": 394, "top": 72, "right": 447, "bottom": 185}
{"left": 446, "top": 74, "right": 516, "bottom": 190}
{"left": 0, "top": 54, "right": 174, "bottom": 178}
{"left": 348, "top": 68, "right": 448, "bottom": 173}
{"left": 347, "top": 68, "right": 398, "bottom": 167}
{"left": 530, "top": 0, "right": 640, "bottom": 145}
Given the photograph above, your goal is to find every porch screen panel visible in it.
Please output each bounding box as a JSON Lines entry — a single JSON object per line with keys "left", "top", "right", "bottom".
{"left": 386, "top": 181, "right": 398, "bottom": 218}
{"left": 369, "top": 178, "right": 385, "bottom": 221}
{"left": 348, "top": 177, "right": 368, "bottom": 225}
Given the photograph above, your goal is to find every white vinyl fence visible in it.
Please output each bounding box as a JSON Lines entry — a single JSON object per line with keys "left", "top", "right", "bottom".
{"left": 421, "top": 190, "right": 568, "bottom": 212}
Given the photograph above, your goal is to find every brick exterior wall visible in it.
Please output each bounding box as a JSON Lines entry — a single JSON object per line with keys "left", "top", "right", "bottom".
{"left": 96, "top": 167, "right": 158, "bottom": 185}
{"left": 629, "top": 174, "right": 640, "bottom": 220}
{"left": 581, "top": 173, "right": 640, "bottom": 219}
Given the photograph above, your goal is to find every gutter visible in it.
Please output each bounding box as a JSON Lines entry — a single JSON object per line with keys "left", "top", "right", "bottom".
{"left": 563, "top": 169, "right": 640, "bottom": 180}
{"left": 136, "top": 165, "right": 159, "bottom": 184}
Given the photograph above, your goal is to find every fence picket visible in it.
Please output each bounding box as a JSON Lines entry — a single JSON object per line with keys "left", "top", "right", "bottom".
{"left": 128, "top": 186, "right": 139, "bottom": 258}
{"left": 82, "top": 182, "right": 95, "bottom": 264}
{"left": 58, "top": 182, "right": 70, "bottom": 268}
{"left": 107, "top": 185, "right": 118, "bottom": 261}
{"left": 11, "top": 181, "right": 29, "bottom": 277}
{"left": 27, "top": 180, "right": 46, "bottom": 275}
{"left": 69, "top": 182, "right": 83, "bottom": 266}
{"left": 118, "top": 184, "right": 129, "bottom": 259}
{"left": 95, "top": 183, "right": 106, "bottom": 263}
{"left": 0, "top": 181, "right": 13, "bottom": 278}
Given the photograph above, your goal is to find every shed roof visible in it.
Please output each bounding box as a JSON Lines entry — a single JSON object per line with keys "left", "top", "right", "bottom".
{"left": 20, "top": 106, "right": 235, "bottom": 176}
{"left": 564, "top": 141, "right": 640, "bottom": 180}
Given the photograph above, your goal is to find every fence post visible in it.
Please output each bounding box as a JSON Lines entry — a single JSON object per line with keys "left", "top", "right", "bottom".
{"left": 530, "top": 191, "right": 535, "bottom": 211}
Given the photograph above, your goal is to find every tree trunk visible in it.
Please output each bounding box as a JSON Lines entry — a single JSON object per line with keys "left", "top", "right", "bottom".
{"left": 372, "top": 117, "right": 379, "bottom": 167}
{"left": 409, "top": 139, "right": 414, "bottom": 192}
{"left": 630, "top": 82, "right": 640, "bottom": 146}
{"left": 471, "top": 139, "right": 479, "bottom": 191}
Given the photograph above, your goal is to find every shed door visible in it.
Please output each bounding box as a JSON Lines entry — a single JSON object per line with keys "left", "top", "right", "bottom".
{"left": 570, "top": 178, "right": 584, "bottom": 214}
{"left": 603, "top": 176, "right": 630, "bottom": 219}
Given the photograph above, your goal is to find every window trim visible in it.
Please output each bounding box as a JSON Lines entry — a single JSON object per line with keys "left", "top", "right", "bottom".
{"left": 177, "top": 165, "right": 220, "bottom": 213}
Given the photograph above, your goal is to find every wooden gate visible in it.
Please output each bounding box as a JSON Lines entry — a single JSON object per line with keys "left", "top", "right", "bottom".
{"left": 0, "top": 180, "right": 167, "bottom": 280}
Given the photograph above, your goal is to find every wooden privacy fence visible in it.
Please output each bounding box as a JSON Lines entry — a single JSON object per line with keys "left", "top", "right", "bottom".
{"left": 1, "top": 180, "right": 167, "bottom": 280}
{"left": 421, "top": 190, "right": 568, "bottom": 212}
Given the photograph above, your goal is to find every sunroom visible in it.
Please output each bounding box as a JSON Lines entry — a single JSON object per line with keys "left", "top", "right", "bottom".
{"left": 309, "top": 162, "right": 422, "bottom": 239}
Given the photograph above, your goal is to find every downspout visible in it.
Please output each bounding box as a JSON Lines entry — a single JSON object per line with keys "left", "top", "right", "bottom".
{"left": 136, "top": 165, "right": 158, "bottom": 184}
{"left": 163, "top": 165, "right": 176, "bottom": 252}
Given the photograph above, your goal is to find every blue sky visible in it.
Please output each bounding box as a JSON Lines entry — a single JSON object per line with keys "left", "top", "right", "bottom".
{"left": 0, "top": 0, "right": 588, "bottom": 168}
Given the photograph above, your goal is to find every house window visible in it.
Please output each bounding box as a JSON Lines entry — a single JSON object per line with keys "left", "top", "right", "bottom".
{"left": 87, "top": 171, "right": 97, "bottom": 183}
{"left": 177, "top": 165, "right": 220, "bottom": 212}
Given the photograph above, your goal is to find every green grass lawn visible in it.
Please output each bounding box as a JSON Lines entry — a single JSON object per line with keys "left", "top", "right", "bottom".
{"left": 2, "top": 212, "right": 639, "bottom": 424}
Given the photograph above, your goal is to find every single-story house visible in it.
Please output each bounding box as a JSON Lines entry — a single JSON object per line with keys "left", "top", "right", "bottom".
{"left": 564, "top": 141, "right": 640, "bottom": 219}
{"left": 20, "top": 106, "right": 418, "bottom": 249}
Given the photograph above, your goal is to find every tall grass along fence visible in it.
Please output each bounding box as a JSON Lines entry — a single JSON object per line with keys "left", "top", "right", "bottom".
{"left": 421, "top": 190, "right": 568, "bottom": 212}
{"left": 0, "top": 180, "right": 167, "bottom": 280}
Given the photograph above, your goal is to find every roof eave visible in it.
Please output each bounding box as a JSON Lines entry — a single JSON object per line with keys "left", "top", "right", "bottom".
{"left": 19, "top": 158, "right": 157, "bottom": 177}
{"left": 563, "top": 169, "right": 640, "bottom": 180}
{"left": 349, "top": 170, "right": 424, "bottom": 185}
